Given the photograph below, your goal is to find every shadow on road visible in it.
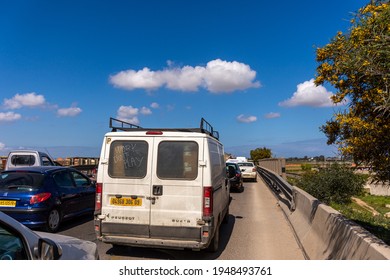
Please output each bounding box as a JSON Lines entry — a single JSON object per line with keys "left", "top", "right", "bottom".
{"left": 58, "top": 212, "right": 94, "bottom": 232}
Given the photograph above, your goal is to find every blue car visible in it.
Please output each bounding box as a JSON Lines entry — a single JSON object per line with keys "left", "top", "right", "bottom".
{"left": 0, "top": 166, "right": 96, "bottom": 232}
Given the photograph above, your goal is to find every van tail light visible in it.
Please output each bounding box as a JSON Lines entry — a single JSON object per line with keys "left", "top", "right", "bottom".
{"left": 30, "top": 193, "right": 51, "bottom": 204}
{"left": 203, "top": 186, "right": 213, "bottom": 219}
{"left": 95, "top": 183, "right": 102, "bottom": 212}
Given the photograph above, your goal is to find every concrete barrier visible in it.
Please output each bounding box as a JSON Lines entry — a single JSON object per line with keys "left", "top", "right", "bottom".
{"left": 366, "top": 182, "right": 390, "bottom": 196}
{"left": 279, "top": 187, "right": 390, "bottom": 260}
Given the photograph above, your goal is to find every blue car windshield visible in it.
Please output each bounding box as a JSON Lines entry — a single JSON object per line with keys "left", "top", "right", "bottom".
{"left": 0, "top": 172, "right": 45, "bottom": 190}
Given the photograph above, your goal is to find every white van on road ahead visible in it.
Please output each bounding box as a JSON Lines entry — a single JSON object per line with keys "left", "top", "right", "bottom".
{"left": 94, "top": 118, "right": 231, "bottom": 252}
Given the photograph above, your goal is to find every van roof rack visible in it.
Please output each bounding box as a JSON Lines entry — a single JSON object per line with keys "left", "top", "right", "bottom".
{"left": 110, "top": 118, "right": 142, "bottom": 131}
{"left": 109, "top": 117, "right": 220, "bottom": 140}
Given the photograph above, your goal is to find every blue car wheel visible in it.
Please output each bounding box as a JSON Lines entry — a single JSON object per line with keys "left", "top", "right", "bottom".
{"left": 46, "top": 208, "right": 61, "bottom": 232}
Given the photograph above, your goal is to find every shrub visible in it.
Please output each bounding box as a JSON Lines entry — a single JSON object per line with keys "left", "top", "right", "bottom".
{"left": 297, "top": 163, "right": 366, "bottom": 205}
{"left": 301, "top": 163, "right": 312, "bottom": 171}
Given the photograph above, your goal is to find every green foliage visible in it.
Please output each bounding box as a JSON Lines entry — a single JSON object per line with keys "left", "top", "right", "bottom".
{"left": 331, "top": 201, "right": 390, "bottom": 245}
{"left": 300, "top": 163, "right": 312, "bottom": 171}
{"left": 250, "top": 147, "right": 272, "bottom": 163}
{"left": 297, "top": 164, "right": 366, "bottom": 204}
{"left": 357, "top": 194, "right": 390, "bottom": 215}
{"left": 315, "top": 1, "right": 390, "bottom": 182}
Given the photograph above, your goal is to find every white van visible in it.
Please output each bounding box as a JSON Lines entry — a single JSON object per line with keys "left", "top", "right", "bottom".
{"left": 94, "top": 118, "right": 231, "bottom": 251}
{"left": 5, "top": 150, "right": 56, "bottom": 170}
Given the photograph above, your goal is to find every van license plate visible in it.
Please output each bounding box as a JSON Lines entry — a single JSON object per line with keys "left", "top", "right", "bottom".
{"left": 110, "top": 197, "right": 142, "bottom": 206}
{"left": 0, "top": 200, "right": 16, "bottom": 207}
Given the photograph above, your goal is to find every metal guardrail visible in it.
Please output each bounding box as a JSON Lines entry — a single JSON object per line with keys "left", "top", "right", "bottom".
{"left": 257, "top": 166, "right": 295, "bottom": 211}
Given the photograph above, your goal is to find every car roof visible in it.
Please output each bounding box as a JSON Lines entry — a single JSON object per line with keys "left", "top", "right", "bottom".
{"left": 1, "top": 166, "right": 71, "bottom": 174}
{"left": 8, "top": 150, "right": 49, "bottom": 155}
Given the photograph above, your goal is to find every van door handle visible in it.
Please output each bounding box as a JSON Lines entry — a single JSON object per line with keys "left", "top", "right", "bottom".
{"left": 153, "top": 185, "right": 163, "bottom": 196}
{"left": 146, "top": 197, "right": 157, "bottom": 204}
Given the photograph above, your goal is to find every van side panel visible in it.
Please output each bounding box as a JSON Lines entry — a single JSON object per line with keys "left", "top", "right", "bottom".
{"left": 207, "top": 139, "right": 229, "bottom": 226}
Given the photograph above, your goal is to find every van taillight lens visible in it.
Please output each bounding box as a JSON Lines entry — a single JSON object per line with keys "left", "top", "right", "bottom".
{"left": 30, "top": 193, "right": 51, "bottom": 204}
{"left": 203, "top": 186, "right": 213, "bottom": 218}
{"left": 95, "top": 183, "right": 102, "bottom": 211}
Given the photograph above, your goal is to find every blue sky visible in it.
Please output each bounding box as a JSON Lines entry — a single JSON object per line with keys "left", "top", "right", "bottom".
{"left": 0, "top": 0, "right": 369, "bottom": 158}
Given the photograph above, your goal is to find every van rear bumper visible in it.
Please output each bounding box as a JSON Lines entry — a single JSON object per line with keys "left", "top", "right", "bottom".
{"left": 95, "top": 219, "right": 215, "bottom": 250}
{"left": 100, "top": 235, "right": 209, "bottom": 250}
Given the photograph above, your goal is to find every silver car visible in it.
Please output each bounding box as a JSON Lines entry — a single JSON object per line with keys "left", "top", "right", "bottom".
{"left": 237, "top": 162, "right": 257, "bottom": 182}
{"left": 0, "top": 211, "right": 98, "bottom": 260}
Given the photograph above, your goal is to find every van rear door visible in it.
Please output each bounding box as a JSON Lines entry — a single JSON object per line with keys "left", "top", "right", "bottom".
{"left": 100, "top": 137, "right": 153, "bottom": 237}
{"left": 149, "top": 137, "right": 203, "bottom": 241}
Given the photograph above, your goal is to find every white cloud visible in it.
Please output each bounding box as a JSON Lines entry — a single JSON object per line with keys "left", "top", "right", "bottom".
{"left": 265, "top": 112, "right": 281, "bottom": 119}
{"left": 162, "top": 65, "right": 205, "bottom": 92}
{"left": 3, "top": 92, "right": 46, "bottom": 109}
{"left": 109, "top": 68, "right": 165, "bottom": 91}
{"left": 0, "top": 142, "right": 5, "bottom": 150}
{"left": 204, "top": 59, "right": 261, "bottom": 93}
{"left": 109, "top": 59, "right": 260, "bottom": 94}
{"left": 140, "top": 106, "right": 152, "bottom": 115}
{"left": 150, "top": 102, "right": 159, "bottom": 109}
{"left": 116, "top": 105, "right": 140, "bottom": 125}
{"left": 0, "top": 111, "right": 22, "bottom": 122}
{"left": 57, "top": 106, "right": 82, "bottom": 117}
{"left": 237, "top": 114, "right": 257, "bottom": 123}
{"left": 278, "top": 79, "right": 342, "bottom": 107}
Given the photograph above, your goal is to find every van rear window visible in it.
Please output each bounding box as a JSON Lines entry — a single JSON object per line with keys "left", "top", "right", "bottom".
{"left": 108, "top": 141, "right": 148, "bottom": 178}
{"left": 157, "top": 141, "right": 198, "bottom": 180}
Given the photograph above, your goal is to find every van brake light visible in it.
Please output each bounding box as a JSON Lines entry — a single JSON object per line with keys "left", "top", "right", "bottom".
{"left": 146, "top": 131, "right": 163, "bottom": 135}
{"left": 203, "top": 186, "right": 213, "bottom": 219}
{"left": 95, "top": 183, "right": 102, "bottom": 212}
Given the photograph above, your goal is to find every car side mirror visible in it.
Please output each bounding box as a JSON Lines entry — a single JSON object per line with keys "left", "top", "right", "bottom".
{"left": 227, "top": 166, "right": 236, "bottom": 178}
{"left": 36, "top": 238, "right": 62, "bottom": 260}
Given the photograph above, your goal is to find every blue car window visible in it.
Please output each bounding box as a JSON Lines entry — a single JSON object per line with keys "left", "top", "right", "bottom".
{"left": 0, "top": 173, "right": 44, "bottom": 190}
{"left": 71, "top": 171, "right": 89, "bottom": 187}
{"left": 53, "top": 171, "right": 74, "bottom": 188}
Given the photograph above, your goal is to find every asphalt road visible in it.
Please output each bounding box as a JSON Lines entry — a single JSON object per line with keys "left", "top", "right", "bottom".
{"left": 58, "top": 178, "right": 305, "bottom": 260}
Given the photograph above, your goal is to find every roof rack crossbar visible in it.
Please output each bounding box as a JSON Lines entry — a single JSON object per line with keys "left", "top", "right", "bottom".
{"left": 108, "top": 117, "right": 219, "bottom": 140}
{"left": 110, "top": 117, "right": 142, "bottom": 132}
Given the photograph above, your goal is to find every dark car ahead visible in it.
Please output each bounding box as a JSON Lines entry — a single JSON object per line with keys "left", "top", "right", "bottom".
{"left": 0, "top": 166, "right": 96, "bottom": 232}
{"left": 226, "top": 162, "right": 244, "bottom": 192}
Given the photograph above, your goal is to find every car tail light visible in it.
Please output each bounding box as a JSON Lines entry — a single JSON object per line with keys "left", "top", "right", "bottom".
{"left": 203, "top": 186, "right": 213, "bottom": 219}
{"left": 30, "top": 193, "right": 51, "bottom": 204}
{"left": 252, "top": 167, "right": 256, "bottom": 172}
{"left": 95, "top": 183, "right": 102, "bottom": 212}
